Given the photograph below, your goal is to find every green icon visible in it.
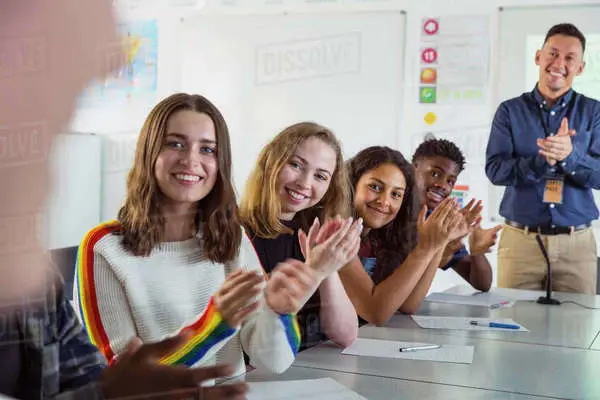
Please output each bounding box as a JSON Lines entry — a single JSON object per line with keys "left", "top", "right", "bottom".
{"left": 419, "top": 87, "right": 436, "bottom": 103}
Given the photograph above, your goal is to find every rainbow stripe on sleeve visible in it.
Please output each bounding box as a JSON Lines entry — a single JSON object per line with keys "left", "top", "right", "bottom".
{"left": 75, "top": 220, "right": 122, "bottom": 363}
{"left": 159, "top": 297, "right": 236, "bottom": 366}
{"left": 279, "top": 314, "right": 301, "bottom": 355}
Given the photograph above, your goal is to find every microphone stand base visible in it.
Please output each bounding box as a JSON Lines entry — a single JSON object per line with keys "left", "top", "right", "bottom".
{"left": 537, "top": 296, "right": 561, "bottom": 305}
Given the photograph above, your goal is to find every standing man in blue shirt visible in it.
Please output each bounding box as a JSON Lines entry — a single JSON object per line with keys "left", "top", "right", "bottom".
{"left": 486, "top": 23, "right": 600, "bottom": 294}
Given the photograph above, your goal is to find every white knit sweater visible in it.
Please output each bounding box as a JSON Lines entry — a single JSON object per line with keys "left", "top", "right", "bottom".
{"left": 72, "top": 221, "right": 299, "bottom": 378}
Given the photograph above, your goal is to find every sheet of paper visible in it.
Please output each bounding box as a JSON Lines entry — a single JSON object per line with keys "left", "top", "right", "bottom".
{"left": 412, "top": 316, "right": 529, "bottom": 332}
{"left": 342, "top": 338, "right": 474, "bottom": 364}
{"left": 442, "top": 285, "right": 543, "bottom": 302}
{"left": 246, "top": 378, "right": 367, "bottom": 400}
{"left": 425, "top": 292, "right": 515, "bottom": 308}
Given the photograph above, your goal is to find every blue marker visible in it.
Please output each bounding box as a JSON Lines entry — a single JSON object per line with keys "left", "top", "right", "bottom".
{"left": 470, "top": 320, "right": 520, "bottom": 330}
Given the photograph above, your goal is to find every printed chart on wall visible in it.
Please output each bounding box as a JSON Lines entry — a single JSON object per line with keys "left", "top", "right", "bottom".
{"left": 418, "top": 15, "right": 490, "bottom": 106}
{"left": 78, "top": 20, "right": 158, "bottom": 109}
{"left": 412, "top": 15, "right": 493, "bottom": 221}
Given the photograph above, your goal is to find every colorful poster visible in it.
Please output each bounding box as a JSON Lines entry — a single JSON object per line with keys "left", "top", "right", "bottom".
{"left": 79, "top": 20, "right": 158, "bottom": 108}
{"left": 451, "top": 184, "right": 469, "bottom": 208}
{"left": 418, "top": 15, "right": 490, "bottom": 106}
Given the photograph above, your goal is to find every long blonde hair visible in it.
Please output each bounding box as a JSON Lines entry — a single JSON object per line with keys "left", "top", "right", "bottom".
{"left": 240, "top": 122, "right": 350, "bottom": 238}
{"left": 117, "top": 93, "right": 241, "bottom": 262}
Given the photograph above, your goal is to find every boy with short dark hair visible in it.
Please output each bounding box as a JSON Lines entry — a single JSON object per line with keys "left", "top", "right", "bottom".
{"left": 413, "top": 138, "right": 502, "bottom": 292}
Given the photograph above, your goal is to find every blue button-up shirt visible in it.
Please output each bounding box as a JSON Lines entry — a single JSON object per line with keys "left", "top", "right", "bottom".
{"left": 486, "top": 85, "right": 600, "bottom": 227}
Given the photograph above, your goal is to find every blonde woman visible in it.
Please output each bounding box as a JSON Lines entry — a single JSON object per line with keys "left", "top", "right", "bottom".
{"left": 241, "top": 122, "right": 360, "bottom": 351}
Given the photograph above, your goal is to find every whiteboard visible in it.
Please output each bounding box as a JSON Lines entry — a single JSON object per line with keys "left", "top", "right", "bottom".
{"left": 44, "top": 133, "right": 102, "bottom": 249}
{"left": 491, "top": 5, "right": 600, "bottom": 224}
{"left": 100, "top": 133, "right": 139, "bottom": 221}
{"left": 179, "top": 12, "right": 406, "bottom": 193}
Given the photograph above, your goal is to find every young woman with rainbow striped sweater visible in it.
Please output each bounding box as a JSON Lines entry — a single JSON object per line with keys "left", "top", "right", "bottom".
{"left": 73, "top": 93, "right": 321, "bottom": 379}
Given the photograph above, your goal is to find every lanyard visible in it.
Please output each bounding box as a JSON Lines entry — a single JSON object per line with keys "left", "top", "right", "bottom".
{"left": 535, "top": 91, "right": 577, "bottom": 137}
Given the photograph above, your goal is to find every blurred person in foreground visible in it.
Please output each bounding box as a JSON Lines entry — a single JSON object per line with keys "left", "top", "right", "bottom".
{"left": 0, "top": 1, "right": 248, "bottom": 399}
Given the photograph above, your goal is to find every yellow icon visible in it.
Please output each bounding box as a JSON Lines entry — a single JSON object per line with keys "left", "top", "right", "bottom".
{"left": 424, "top": 112, "right": 437, "bottom": 125}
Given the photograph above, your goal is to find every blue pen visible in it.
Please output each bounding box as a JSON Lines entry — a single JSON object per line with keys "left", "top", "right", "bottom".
{"left": 470, "top": 320, "right": 520, "bottom": 330}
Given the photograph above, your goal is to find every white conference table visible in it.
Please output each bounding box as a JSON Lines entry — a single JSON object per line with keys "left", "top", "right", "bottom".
{"left": 248, "top": 286, "right": 600, "bottom": 399}
{"left": 246, "top": 366, "right": 554, "bottom": 400}
{"left": 293, "top": 329, "right": 600, "bottom": 399}
{"left": 387, "top": 286, "right": 600, "bottom": 349}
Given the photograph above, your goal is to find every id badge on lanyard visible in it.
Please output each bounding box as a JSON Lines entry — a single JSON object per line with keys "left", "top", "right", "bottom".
{"left": 543, "top": 176, "right": 564, "bottom": 204}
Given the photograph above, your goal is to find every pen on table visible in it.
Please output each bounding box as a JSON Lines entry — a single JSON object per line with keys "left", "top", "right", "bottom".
{"left": 470, "top": 320, "right": 520, "bottom": 330}
{"left": 489, "top": 301, "right": 511, "bottom": 309}
{"left": 399, "top": 344, "right": 441, "bottom": 352}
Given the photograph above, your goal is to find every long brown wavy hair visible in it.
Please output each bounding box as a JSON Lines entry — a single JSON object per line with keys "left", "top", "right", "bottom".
{"left": 117, "top": 93, "right": 241, "bottom": 262}
{"left": 347, "top": 146, "right": 419, "bottom": 284}
{"left": 240, "top": 122, "right": 350, "bottom": 239}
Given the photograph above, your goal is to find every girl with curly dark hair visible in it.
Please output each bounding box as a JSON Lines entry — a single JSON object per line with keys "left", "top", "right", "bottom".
{"left": 339, "top": 146, "right": 469, "bottom": 325}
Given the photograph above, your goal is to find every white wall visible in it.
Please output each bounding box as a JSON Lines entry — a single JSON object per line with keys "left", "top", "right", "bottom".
{"left": 55, "top": 0, "right": 600, "bottom": 291}
{"left": 179, "top": 12, "right": 406, "bottom": 193}
{"left": 100, "top": 133, "right": 139, "bottom": 221}
{"left": 45, "top": 133, "right": 101, "bottom": 249}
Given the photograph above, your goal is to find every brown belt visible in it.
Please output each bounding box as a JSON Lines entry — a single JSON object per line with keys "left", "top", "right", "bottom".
{"left": 505, "top": 219, "right": 591, "bottom": 235}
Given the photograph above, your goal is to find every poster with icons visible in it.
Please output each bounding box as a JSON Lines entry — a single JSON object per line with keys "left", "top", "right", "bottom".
{"left": 418, "top": 15, "right": 490, "bottom": 106}
{"left": 419, "top": 18, "right": 439, "bottom": 104}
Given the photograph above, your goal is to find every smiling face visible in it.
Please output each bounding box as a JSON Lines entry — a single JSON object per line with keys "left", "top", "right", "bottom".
{"left": 413, "top": 156, "right": 460, "bottom": 210}
{"left": 154, "top": 109, "right": 219, "bottom": 210}
{"left": 276, "top": 137, "right": 337, "bottom": 221}
{"left": 353, "top": 163, "right": 406, "bottom": 230}
{"left": 535, "top": 34, "right": 585, "bottom": 99}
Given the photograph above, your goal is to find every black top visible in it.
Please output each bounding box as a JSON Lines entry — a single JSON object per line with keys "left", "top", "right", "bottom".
{"left": 246, "top": 220, "right": 325, "bottom": 351}
{"left": 0, "top": 310, "right": 23, "bottom": 397}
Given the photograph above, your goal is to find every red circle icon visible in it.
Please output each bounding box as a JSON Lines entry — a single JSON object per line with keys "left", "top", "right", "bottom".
{"left": 421, "top": 48, "right": 438, "bottom": 64}
{"left": 423, "top": 19, "right": 439, "bottom": 35}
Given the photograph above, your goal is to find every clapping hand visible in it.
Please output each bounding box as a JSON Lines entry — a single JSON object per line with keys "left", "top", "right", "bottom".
{"left": 101, "top": 333, "right": 248, "bottom": 400}
{"left": 437, "top": 198, "right": 482, "bottom": 266}
{"left": 418, "top": 198, "right": 467, "bottom": 251}
{"left": 265, "top": 259, "right": 319, "bottom": 315}
{"left": 469, "top": 224, "right": 503, "bottom": 256}
{"left": 460, "top": 199, "right": 483, "bottom": 230}
{"left": 298, "top": 216, "right": 363, "bottom": 278}
{"left": 439, "top": 238, "right": 465, "bottom": 269}
{"left": 214, "top": 270, "right": 264, "bottom": 328}
{"left": 537, "top": 117, "right": 576, "bottom": 165}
